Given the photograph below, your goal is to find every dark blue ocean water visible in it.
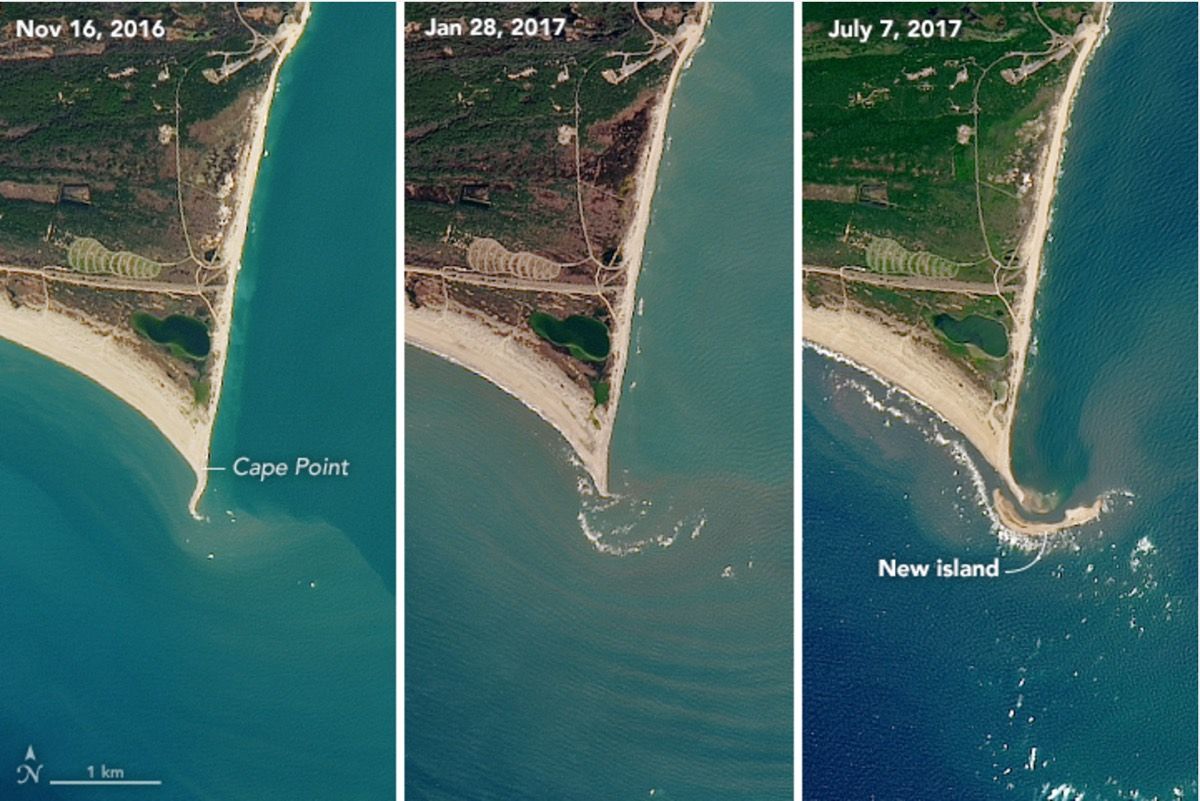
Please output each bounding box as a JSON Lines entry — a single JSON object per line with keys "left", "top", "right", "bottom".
{"left": 804, "top": 6, "right": 1197, "bottom": 800}
{"left": 407, "top": 5, "right": 792, "bottom": 799}
{"left": 0, "top": 6, "right": 394, "bottom": 798}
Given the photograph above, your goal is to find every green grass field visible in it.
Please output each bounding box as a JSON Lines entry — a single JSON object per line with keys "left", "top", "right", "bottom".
{"left": 67, "top": 237, "right": 164, "bottom": 279}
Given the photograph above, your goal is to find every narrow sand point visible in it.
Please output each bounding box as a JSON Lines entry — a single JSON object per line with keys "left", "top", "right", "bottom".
{"left": 189, "top": 3, "right": 312, "bottom": 519}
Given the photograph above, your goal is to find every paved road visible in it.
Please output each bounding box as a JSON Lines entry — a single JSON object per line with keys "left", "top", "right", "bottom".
{"left": 0, "top": 263, "right": 213, "bottom": 296}
{"left": 405, "top": 264, "right": 617, "bottom": 296}
{"left": 803, "top": 264, "right": 1008, "bottom": 296}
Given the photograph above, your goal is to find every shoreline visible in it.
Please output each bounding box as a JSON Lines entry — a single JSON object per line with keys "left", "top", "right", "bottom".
{"left": 0, "top": 303, "right": 208, "bottom": 463}
{"left": 404, "top": 4, "right": 711, "bottom": 495}
{"left": 186, "top": 3, "right": 311, "bottom": 517}
{"left": 803, "top": 304, "right": 1009, "bottom": 481}
{"left": 998, "top": 3, "right": 1110, "bottom": 482}
{"left": 590, "top": 3, "right": 712, "bottom": 494}
{"left": 803, "top": 4, "right": 1111, "bottom": 537}
{"left": 406, "top": 307, "right": 606, "bottom": 484}
{"left": 802, "top": 313, "right": 1106, "bottom": 537}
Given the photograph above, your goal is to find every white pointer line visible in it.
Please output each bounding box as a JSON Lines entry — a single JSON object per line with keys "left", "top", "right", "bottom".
{"left": 1003, "top": 534, "right": 1049, "bottom": 575}
{"left": 204, "top": 466, "right": 227, "bottom": 471}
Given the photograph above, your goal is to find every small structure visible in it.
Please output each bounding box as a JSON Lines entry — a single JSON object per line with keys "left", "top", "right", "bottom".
{"left": 857, "top": 183, "right": 889, "bottom": 209}
{"left": 58, "top": 184, "right": 92, "bottom": 206}
{"left": 459, "top": 184, "right": 491, "bottom": 208}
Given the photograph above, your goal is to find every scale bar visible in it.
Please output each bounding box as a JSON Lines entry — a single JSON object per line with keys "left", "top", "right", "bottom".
{"left": 49, "top": 780, "right": 162, "bottom": 786}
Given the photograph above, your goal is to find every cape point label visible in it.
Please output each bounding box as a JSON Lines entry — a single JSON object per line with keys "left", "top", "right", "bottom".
{"left": 877, "top": 557, "right": 1001, "bottom": 578}
{"left": 230, "top": 456, "right": 351, "bottom": 481}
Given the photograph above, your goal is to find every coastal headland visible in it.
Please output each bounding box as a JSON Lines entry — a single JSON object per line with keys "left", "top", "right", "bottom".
{"left": 405, "top": 3, "right": 712, "bottom": 495}
{"left": 803, "top": 4, "right": 1112, "bottom": 537}
{"left": 0, "top": 4, "right": 310, "bottom": 518}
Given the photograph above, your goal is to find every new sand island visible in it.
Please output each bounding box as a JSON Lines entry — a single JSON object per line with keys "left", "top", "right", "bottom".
{"left": 405, "top": 2, "right": 710, "bottom": 495}
{"left": 802, "top": 2, "right": 1110, "bottom": 536}
{"left": 0, "top": 3, "right": 308, "bottom": 516}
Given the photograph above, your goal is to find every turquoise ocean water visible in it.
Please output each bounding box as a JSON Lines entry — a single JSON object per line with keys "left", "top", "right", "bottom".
{"left": 0, "top": 5, "right": 394, "bottom": 798}
{"left": 407, "top": 5, "right": 793, "bottom": 798}
{"left": 804, "top": 5, "right": 1197, "bottom": 799}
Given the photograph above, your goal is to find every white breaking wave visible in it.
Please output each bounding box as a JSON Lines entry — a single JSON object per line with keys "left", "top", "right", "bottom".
{"left": 1045, "top": 783, "right": 1085, "bottom": 801}
{"left": 811, "top": 345, "right": 1133, "bottom": 548}
{"left": 576, "top": 507, "right": 701, "bottom": 557}
{"left": 574, "top": 466, "right": 705, "bottom": 557}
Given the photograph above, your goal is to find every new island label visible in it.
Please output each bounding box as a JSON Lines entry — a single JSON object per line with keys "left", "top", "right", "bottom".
{"left": 878, "top": 557, "right": 1001, "bottom": 579}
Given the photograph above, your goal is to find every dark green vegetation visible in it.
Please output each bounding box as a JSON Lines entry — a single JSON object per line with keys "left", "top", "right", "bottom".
{"left": 131, "top": 312, "right": 210, "bottom": 360}
{"left": 591, "top": 380, "right": 610, "bottom": 406}
{"left": 404, "top": 3, "right": 689, "bottom": 266}
{"left": 933, "top": 312, "right": 1008, "bottom": 357}
{"left": 804, "top": 2, "right": 1098, "bottom": 388}
{"left": 529, "top": 311, "right": 610, "bottom": 362}
{"left": 802, "top": 2, "right": 1093, "bottom": 271}
{"left": 191, "top": 378, "right": 211, "bottom": 406}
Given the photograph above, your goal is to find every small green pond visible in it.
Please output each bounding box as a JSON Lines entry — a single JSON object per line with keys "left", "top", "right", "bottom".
{"left": 131, "top": 312, "right": 211, "bottom": 360}
{"left": 933, "top": 313, "right": 1008, "bottom": 358}
{"left": 529, "top": 312, "right": 610, "bottom": 362}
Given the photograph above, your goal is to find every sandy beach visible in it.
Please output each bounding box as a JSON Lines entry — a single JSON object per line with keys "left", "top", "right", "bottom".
{"left": 804, "top": 5, "right": 1111, "bottom": 537}
{"left": 803, "top": 302, "right": 1011, "bottom": 482}
{"left": 405, "top": 4, "right": 711, "bottom": 495}
{"left": 188, "top": 3, "right": 310, "bottom": 516}
{"left": 0, "top": 301, "right": 208, "bottom": 458}
{"left": 407, "top": 306, "right": 606, "bottom": 483}
{"left": 1000, "top": 4, "right": 1110, "bottom": 462}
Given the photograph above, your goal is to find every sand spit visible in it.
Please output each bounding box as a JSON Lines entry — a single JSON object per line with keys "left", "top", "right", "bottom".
{"left": 1000, "top": 5, "right": 1110, "bottom": 453}
{"left": 186, "top": 3, "right": 310, "bottom": 517}
{"left": 589, "top": 4, "right": 711, "bottom": 494}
